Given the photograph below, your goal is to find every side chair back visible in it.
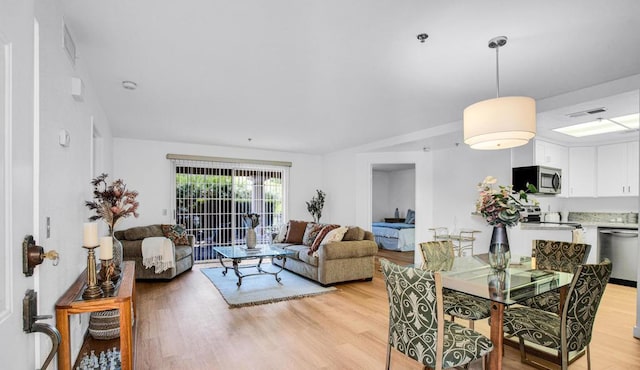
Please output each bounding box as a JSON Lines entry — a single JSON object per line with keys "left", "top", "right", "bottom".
{"left": 524, "top": 240, "right": 592, "bottom": 312}
{"left": 561, "top": 260, "right": 612, "bottom": 360}
{"left": 533, "top": 239, "right": 591, "bottom": 272}
{"left": 418, "top": 240, "right": 455, "bottom": 271}
{"left": 380, "top": 258, "right": 493, "bottom": 370}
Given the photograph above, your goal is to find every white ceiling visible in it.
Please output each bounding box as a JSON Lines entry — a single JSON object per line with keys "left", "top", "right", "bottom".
{"left": 60, "top": 0, "right": 640, "bottom": 154}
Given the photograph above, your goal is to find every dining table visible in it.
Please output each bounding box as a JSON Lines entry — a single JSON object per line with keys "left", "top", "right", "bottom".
{"left": 440, "top": 254, "right": 574, "bottom": 370}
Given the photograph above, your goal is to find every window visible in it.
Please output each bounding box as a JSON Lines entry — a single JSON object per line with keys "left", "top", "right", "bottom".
{"left": 169, "top": 155, "right": 289, "bottom": 262}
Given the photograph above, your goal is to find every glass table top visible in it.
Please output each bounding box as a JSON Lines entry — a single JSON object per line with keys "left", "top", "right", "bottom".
{"left": 212, "top": 245, "right": 295, "bottom": 259}
{"left": 440, "top": 255, "right": 574, "bottom": 305}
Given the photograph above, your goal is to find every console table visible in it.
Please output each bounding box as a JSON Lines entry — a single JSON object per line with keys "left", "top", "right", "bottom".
{"left": 55, "top": 261, "right": 136, "bottom": 370}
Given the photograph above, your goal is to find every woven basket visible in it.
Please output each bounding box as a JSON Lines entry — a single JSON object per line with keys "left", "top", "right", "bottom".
{"left": 89, "top": 309, "right": 120, "bottom": 340}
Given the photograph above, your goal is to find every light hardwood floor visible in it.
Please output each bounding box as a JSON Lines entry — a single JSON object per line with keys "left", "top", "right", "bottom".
{"left": 134, "top": 250, "right": 640, "bottom": 369}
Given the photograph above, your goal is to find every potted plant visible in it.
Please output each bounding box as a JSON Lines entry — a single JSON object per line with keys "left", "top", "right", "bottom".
{"left": 306, "top": 189, "right": 326, "bottom": 223}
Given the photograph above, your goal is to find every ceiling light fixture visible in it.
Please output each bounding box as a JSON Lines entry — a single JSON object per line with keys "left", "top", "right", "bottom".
{"left": 553, "top": 113, "right": 640, "bottom": 137}
{"left": 122, "top": 80, "right": 137, "bottom": 90}
{"left": 463, "top": 36, "right": 536, "bottom": 150}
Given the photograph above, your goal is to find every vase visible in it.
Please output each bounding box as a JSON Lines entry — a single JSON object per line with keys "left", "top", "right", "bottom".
{"left": 487, "top": 270, "right": 506, "bottom": 300}
{"left": 489, "top": 224, "right": 511, "bottom": 270}
{"left": 246, "top": 228, "right": 257, "bottom": 248}
{"left": 112, "top": 233, "right": 123, "bottom": 268}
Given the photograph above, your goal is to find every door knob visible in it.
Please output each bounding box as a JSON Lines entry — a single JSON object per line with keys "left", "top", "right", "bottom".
{"left": 22, "top": 235, "right": 59, "bottom": 277}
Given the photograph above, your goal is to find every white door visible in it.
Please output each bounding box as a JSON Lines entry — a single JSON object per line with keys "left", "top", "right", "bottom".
{"left": 0, "top": 0, "right": 37, "bottom": 368}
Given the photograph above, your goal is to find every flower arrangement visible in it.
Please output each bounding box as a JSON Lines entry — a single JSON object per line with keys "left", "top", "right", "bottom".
{"left": 306, "top": 189, "right": 326, "bottom": 222}
{"left": 476, "top": 176, "right": 536, "bottom": 227}
{"left": 85, "top": 173, "right": 139, "bottom": 231}
{"left": 243, "top": 213, "right": 260, "bottom": 229}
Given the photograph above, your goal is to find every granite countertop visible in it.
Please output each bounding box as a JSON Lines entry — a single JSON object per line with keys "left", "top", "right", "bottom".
{"left": 520, "top": 223, "right": 582, "bottom": 231}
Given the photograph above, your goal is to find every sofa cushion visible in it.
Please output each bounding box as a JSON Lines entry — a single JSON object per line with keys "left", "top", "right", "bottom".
{"left": 297, "top": 248, "right": 318, "bottom": 267}
{"left": 122, "top": 224, "right": 164, "bottom": 241}
{"left": 343, "top": 226, "right": 365, "bottom": 241}
{"left": 161, "top": 224, "right": 190, "bottom": 245}
{"left": 282, "top": 244, "right": 308, "bottom": 260}
{"left": 321, "top": 240, "right": 378, "bottom": 260}
{"left": 302, "top": 223, "right": 325, "bottom": 246}
{"left": 285, "top": 220, "right": 308, "bottom": 244}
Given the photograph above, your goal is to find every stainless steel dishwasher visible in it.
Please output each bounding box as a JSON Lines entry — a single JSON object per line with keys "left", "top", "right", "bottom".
{"left": 598, "top": 228, "right": 638, "bottom": 287}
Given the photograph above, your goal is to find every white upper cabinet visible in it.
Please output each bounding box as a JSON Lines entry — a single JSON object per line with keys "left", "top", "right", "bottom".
{"left": 535, "top": 140, "right": 569, "bottom": 197}
{"left": 568, "top": 147, "right": 596, "bottom": 197}
{"left": 596, "top": 141, "right": 639, "bottom": 196}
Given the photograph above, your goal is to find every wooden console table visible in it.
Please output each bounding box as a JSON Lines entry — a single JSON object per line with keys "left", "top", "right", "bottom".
{"left": 55, "top": 261, "right": 136, "bottom": 370}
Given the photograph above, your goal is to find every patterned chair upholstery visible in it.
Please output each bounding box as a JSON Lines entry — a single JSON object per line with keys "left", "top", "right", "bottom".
{"left": 380, "top": 259, "right": 493, "bottom": 370}
{"left": 502, "top": 260, "right": 611, "bottom": 370}
{"left": 419, "top": 241, "right": 491, "bottom": 329}
{"left": 521, "top": 240, "right": 591, "bottom": 313}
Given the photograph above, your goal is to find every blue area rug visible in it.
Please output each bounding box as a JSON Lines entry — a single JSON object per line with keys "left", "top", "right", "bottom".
{"left": 201, "top": 266, "right": 337, "bottom": 308}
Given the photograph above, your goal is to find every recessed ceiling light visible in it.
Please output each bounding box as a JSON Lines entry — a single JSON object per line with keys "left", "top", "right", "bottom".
{"left": 553, "top": 113, "right": 639, "bottom": 137}
{"left": 122, "top": 80, "right": 137, "bottom": 90}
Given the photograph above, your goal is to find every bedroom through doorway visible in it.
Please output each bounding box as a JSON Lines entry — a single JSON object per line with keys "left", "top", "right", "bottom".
{"left": 370, "top": 163, "right": 416, "bottom": 259}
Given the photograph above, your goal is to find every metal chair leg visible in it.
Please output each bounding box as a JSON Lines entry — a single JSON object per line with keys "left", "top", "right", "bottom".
{"left": 385, "top": 342, "right": 391, "bottom": 370}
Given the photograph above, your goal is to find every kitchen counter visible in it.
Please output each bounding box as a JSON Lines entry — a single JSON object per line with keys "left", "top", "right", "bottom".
{"left": 577, "top": 221, "right": 638, "bottom": 229}
{"left": 520, "top": 222, "right": 582, "bottom": 231}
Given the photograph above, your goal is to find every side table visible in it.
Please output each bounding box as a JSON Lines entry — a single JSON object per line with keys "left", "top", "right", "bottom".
{"left": 55, "top": 261, "right": 136, "bottom": 370}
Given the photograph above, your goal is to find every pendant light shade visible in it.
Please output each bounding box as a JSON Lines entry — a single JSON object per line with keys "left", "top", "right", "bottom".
{"left": 464, "top": 96, "right": 536, "bottom": 150}
{"left": 463, "top": 36, "right": 536, "bottom": 150}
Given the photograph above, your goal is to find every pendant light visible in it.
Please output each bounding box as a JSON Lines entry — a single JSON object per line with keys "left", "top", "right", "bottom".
{"left": 463, "top": 36, "right": 536, "bottom": 150}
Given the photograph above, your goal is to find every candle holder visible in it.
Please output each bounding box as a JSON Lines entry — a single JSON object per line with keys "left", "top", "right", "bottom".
{"left": 82, "top": 245, "right": 103, "bottom": 299}
{"left": 100, "top": 259, "right": 115, "bottom": 293}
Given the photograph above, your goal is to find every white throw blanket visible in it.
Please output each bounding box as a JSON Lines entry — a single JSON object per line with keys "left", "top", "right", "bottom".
{"left": 142, "top": 237, "right": 176, "bottom": 273}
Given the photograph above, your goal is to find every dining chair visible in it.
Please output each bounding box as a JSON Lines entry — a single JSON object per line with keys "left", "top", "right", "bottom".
{"left": 502, "top": 259, "right": 612, "bottom": 370}
{"left": 380, "top": 259, "right": 493, "bottom": 370}
{"left": 418, "top": 240, "right": 491, "bottom": 329}
{"left": 521, "top": 240, "right": 591, "bottom": 313}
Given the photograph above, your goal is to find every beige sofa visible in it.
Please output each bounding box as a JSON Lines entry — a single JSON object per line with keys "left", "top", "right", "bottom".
{"left": 272, "top": 226, "right": 378, "bottom": 286}
{"left": 114, "top": 224, "right": 194, "bottom": 280}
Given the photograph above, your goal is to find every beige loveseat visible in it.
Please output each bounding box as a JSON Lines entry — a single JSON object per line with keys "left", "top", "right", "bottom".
{"left": 271, "top": 224, "right": 378, "bottom": 286}
{"left": 114, "top": 224, "right": 194, "bottom": 280}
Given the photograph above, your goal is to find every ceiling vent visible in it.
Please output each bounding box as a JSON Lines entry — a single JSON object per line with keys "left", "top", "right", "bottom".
{"left": 565, "top": 107, "right": 607, "bottom": 118}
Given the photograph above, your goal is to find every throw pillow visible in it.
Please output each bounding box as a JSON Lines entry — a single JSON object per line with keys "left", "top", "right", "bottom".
{"left": 302, "top": 223, "right": 325, "bottom": 246}
{"left": 272, "top": 223, "right": 289, "bottom": 243}
{"left": 284, "top": 220, "right": 308, "bottom": 244}
{"left": 342, "top": 226, "right": 365, "bottom": 241}
{"left": 320, "top": 226, "right": 349, "bottom": 246}
{"left": 405, "top": 209, "right": 416, "bottom": 224}
{"left": 161, "top": 224, "right": 189, "bottom": 245}
{"left": 308, "top": 224, "right": 339, "bottom": 255}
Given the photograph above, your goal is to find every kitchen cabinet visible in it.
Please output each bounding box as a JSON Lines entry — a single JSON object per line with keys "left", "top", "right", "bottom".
{"left": 511, "top": 139, "right": 569, "bottom": 196}
{"left": 535, "top": 140, "right": 569, "bottom": 197}
{"left": 597, "top": 141, "right": 639, "bottom": 196}
{"left": 568, "top": 147, "right": 596, "bottom": 197}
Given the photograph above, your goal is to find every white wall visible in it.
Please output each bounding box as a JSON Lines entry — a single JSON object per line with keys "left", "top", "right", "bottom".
{"left": 35, "top": 0, "right": 114, "bottom": 364}
{"left": 371, "top": 171, "right": 390, "bottom": 222}
{"left": 372, "top": 168, "right": 416, "bottom": 222}
{"left": 112, "top": 138, "right": 324, "bottom": 229}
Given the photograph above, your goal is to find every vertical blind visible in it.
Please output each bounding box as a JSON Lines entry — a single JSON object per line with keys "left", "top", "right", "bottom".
{"left": 168, "top": 155, "right": 289, "bottom": 262}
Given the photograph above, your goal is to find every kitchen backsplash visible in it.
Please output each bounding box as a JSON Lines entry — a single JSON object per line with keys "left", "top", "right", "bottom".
{"left": 568, "top": 212, "right": 639, "bottom": 224}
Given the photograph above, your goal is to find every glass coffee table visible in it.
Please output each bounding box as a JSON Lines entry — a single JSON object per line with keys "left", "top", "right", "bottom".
{"left": 212, "top": 245, "right": 294, "bottom": 287}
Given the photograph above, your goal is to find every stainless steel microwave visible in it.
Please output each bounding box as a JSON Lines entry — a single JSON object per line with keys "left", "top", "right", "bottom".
{"left": 512, "top": 166, "right": 562, "bottom": 194}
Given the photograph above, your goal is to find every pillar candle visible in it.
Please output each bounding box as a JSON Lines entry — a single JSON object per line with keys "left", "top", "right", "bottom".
{"left": 99, "top": 236, "right": 113, "bottom": 260}
{"left": 83, "top": 222, "right": 99, "bottom": 247}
